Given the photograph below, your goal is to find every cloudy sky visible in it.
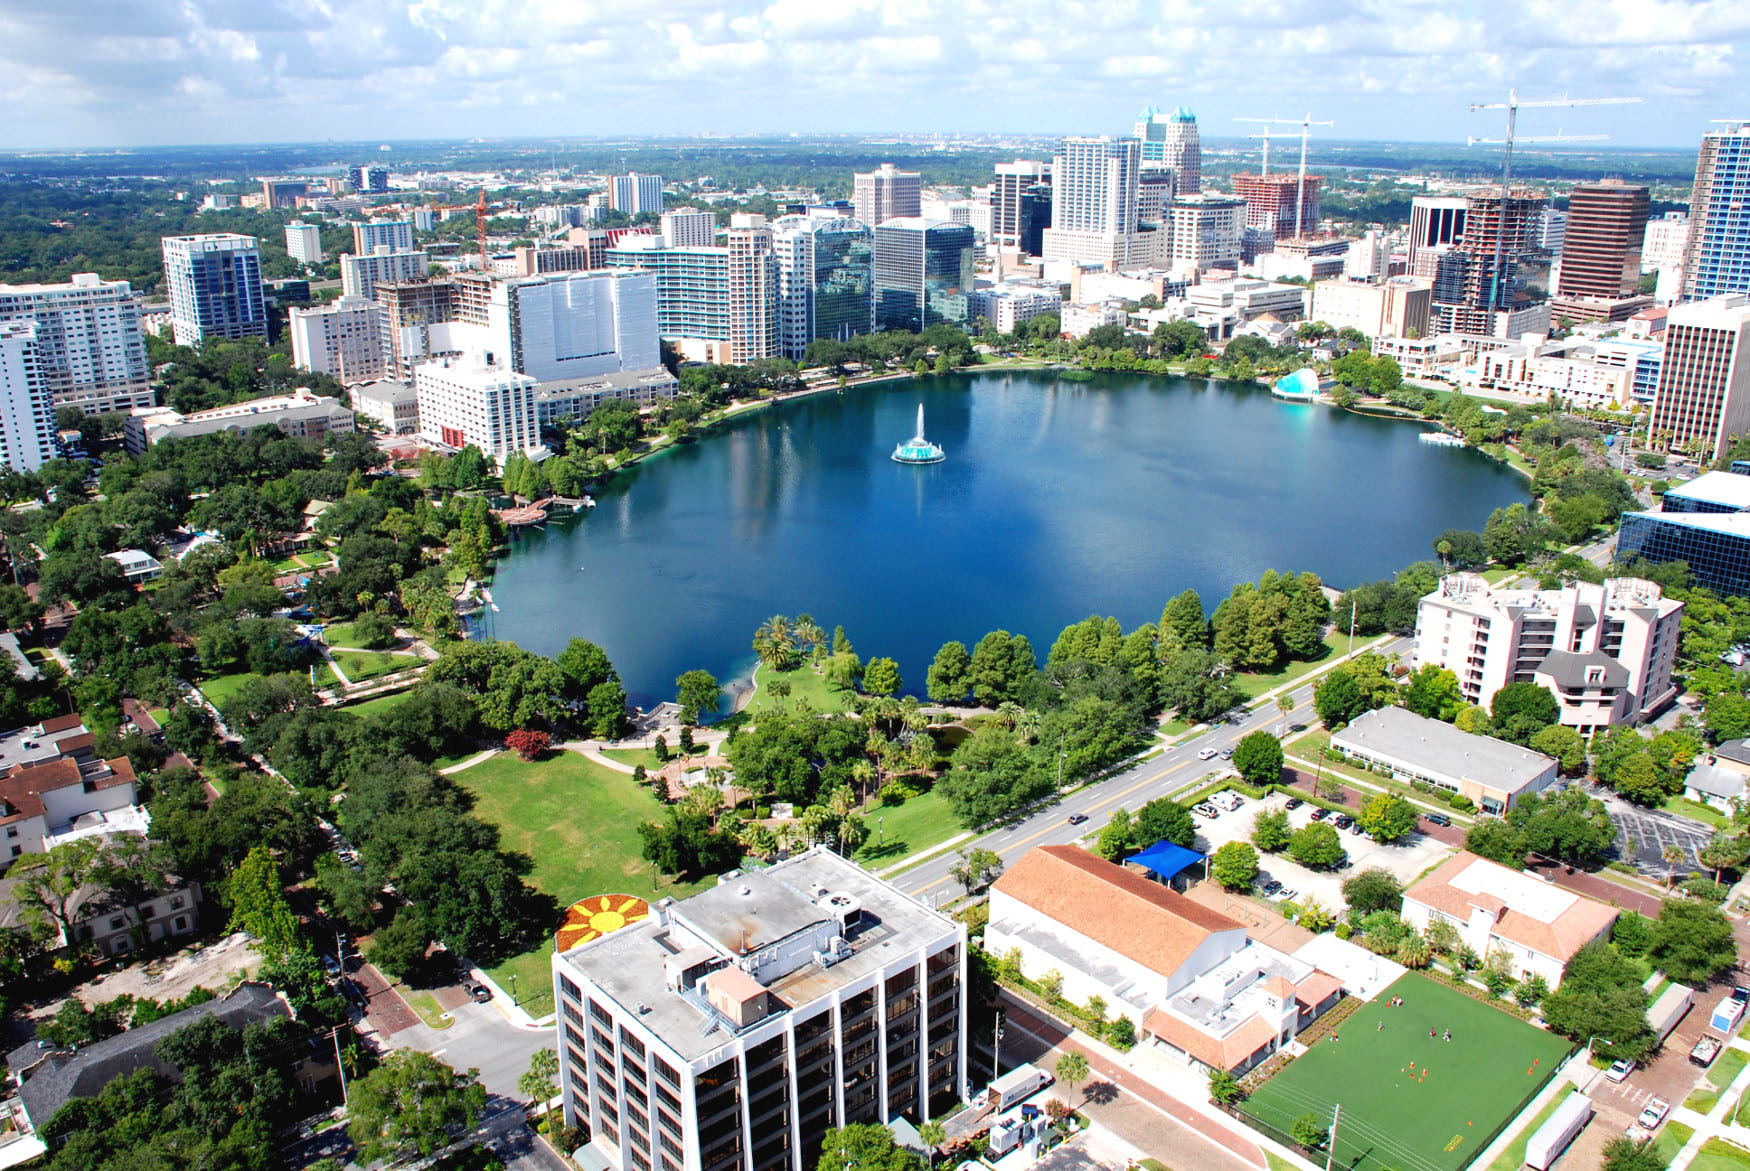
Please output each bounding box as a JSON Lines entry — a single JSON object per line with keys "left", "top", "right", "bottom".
{"left": 0, "top": 0, "right": 1743, "bottom": 149}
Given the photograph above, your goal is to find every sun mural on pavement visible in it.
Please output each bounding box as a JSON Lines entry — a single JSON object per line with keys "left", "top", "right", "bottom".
{"left": 556, "top": 894, "right": 651, "bottom": 952}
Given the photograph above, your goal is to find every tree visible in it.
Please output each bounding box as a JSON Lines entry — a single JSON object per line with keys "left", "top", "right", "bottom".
{"left": 675, "top": 669, "right": 723, "bottom": 725}
{"left": 1231, "top": 731, "right": 1284, "bottom": 786}
{"left": 1291, "top": 1112, "right": 1329, "bottom": 1150}
{"left": 1134, "top": 796, "right": 1196, "bottom": 848}
{"left": 862, "top": 656, "right": 901, "bottom": 697}
{"left": 1341, "top": 868, "right": 1403, "bottom": 917}
{"left": 1541, "top": 941, "right": 1656, "bottom": 1061}
{"left": 1699, "top": 832, "right": 1748, "bottom": 882}
{"left": 1288, "top": 822, "right": 1343, "bottom": 869}
{"left": 10, "top": 838, "right": 115, "bottom": 946}
{"left": 1601, "top": 1138, "right": 1668, "bottom": 1171}
{"left": 520, "top": 1048, "right": 560, "bottom": 1130}
{"left": 818, "top": 1123, "right": 924, "bottom": 1171}
{"left": 1208, "top": 1068, "right": 1244, "bottom": 1105}
{"left": 1313, "top": 669, "right": 1365, "bottom": 730}
{"left": 1529, "top": 724, "right": 1588, "bottom": 776}
{"left": 1159, "top": 648, "right": 1243, "bottom": 724}
{"left": 969, "top": 630, "right": 1036, "bottom": 706}
{"left": 1648, "top": 898, "right": 1739, "bottom": 984}
{"left": 1160, "top": 589, "right": 1209, "bottom": 653}
{"left": 753, "top": 614, "right": 800, "bottom": 670}
{"left": 224, "top": 846, "right": 300, "bottom": 963}
{"left": 586, "top": 678, "right": 630, "bottom": 739}
{"left": 925, "top": 641, "right": 972, "bottom": 704}
{"left": 1095, "top": 808, "right": 1135, "bottom": 861}
{"left": 1403, "top": 665, "right": 1465, "bottom": 721}
{"left": 1054, "top": 1051, "right": 1090, "bottom": 1102}
{"left": 555, "top": 637, "right": 616, "bottom": 703}
{"left": 1356, "top": 792, "right": 1417, "bottom": 843}
{"left": 1464, "top": 816, "right": 1528, "bottom": 866}
{"left": 504, "top": 728, "right": 552, "bottom": 760}
{"left": 367, "top": 908, "right": 434, "bottom": 982}
{"left": 938, "top": 725, "right": 1050, "bottom": 826}
{"left": 1489, "top": 681, "right": 1559, "bottom": 744}
{"left": 1612, "top": 752, "right": 1668, "bottom": 806}
{"left": 346, "top": 1050, "right": 487, "bottom": 1165}
{"left": 1211, "top": 841, "right": 1260, "bottom": 890}
{"left": 949, "top": 848, "right": 1005, "bottom": 895}
{"left": 918, "top": 1120, "right": 947, "bottom": 1169}
{"left": 1251, "top": 808, "right": 1291, "bottom": 852}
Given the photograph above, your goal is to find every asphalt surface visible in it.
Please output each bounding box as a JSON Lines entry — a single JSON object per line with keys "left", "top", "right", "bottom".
{"left": 1602, "top": 789, "right": 1714, "bottom": 878}
{"left": 889, "top": 635, "right": 1414, "bottom": 902}
{"left": 280, "top": 1095, "right": 567, "bottom": 1171}
{"left": 384, "top": 994, "right": 556, "bottom": 1100}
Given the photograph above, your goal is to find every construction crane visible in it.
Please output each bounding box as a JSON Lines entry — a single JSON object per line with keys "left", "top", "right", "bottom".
{"left": 1234, "top": 113, "right": 1332, "bottom": 238}
{"left": 1468, "top": 89, "right": 1641, "bottom": 313}
{"left": 1239, "top": 124, "right": 1275, "bottom": 176}
{"left": 430, "top": 186, "right": 493, "bottom": 273}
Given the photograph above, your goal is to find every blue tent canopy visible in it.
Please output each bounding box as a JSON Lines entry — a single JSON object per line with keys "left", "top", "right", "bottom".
{"left": 1126, "top": 840, "right": 1205, "bottom": 879}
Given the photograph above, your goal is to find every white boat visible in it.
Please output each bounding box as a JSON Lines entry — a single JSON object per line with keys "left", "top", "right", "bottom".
{"left": 1419, "top": 431, "right": 1466, "bottom": 447}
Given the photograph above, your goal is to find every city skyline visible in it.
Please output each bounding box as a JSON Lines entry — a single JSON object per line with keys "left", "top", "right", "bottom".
{"left": 1, "top": 1, "right": 1746, "bottom": 150}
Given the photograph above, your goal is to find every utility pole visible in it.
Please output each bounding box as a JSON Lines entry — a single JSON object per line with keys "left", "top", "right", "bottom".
{"left": 1347, "top": 600, "right": 1357, "bottom": 658}
{"left": 992, "top": 1011, "right": 1005, "bottom": 1081}
{"left": 332, "top": 1025, "right": 349, "bottom": 1106}
{"left": 1326, "top": 1103, "right": 1341, "bottom": 1171}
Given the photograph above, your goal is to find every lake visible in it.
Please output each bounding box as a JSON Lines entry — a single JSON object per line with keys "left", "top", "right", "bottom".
{"left": 481, "top": 369, "right": 1528, "bottom": 708}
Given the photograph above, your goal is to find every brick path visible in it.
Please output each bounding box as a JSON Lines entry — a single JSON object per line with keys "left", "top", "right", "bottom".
{"left": 352, "top": 959, "right": 420, "bottom": 1037}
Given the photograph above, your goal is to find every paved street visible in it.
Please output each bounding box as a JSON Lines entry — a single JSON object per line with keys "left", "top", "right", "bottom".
{"left": 280, "top": 1095, "right": 568, "bottom": 1171}
{"left": 383, "top": 995, "right": 556, "bottom": 1099}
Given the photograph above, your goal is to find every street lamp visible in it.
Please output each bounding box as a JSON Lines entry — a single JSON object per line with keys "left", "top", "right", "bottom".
{"left": 1586, "top": 1036, "right": 1614, "bottom": 1061}
{"left": 879, "top": 816, "right": 885, "bottom": 847}
{"left": 508, "top": 972, "right": 519, "bottom": 1007}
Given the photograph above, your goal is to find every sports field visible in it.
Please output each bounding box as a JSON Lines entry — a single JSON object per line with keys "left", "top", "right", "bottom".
{"left": 1243, "top": 973, "right": 1573, "bottom": 1171}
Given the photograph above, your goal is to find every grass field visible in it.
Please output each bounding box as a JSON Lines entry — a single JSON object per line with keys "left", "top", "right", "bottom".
{"left": 196, "top": 672, "right": 258, "bottom": 709}
{"left": 1231, "top": 632, "right": 1386, "bottom": 701}
{"left": 319, "top": 620, "right": 394, "bottom": 650}
{"left": 600, "top": 747, "right": 666, "bottom": 770}
{"left": 456, "top": 751, "right": 710, "bottom": 1017}
{"left": 1693, "top": 1139, "right": 1750, "bottom": 1171}
{"left": 1243, "top": 974, "right": 1572, "bottom": 1171}
{"left": 324, "top": 649, "right": 419, "bottom": 685}
{"left": 339, "top": 690, "right": 415, "bottom": 719}
{"left": 855, "top": 789, "right": 959, "bottom": 867}
{"left": 746, "top": 663, "right": 853, "bottom": 715}
{"left": 1484, "top": 1092, "right": 1568, "bottom": 1171}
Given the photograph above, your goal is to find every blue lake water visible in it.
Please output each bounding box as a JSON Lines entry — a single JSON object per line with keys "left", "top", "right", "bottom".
{"left": 482, "top": 370, "right": 1528, "bottom": 708}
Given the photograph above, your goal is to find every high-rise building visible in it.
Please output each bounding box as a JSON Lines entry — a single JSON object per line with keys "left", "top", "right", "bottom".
{"left": 0, "top": 274, "right": 153, "bottom": 414}
{"left": 376, "top": 279, "right": 458, "bottom": 381}
{"left": 284, "top": 222, "right": 324, "bottom": 266}
{"left": 260, "top": 180, "right": 308, "bottom": 209}
{"left": 725, "top": 216, "right": 779, "bottom": 363}
{"left": 1169, "top": 195, "right": 1246, "bottom": 270}
{"left": 415, "top": 351, "right": 539, "bottom": 461}
{"left": 606, "top": 229, "right": 777, "bottom": 363}
{"left": 1643, "top": 212, "right": 1690, "bottom": 274}
{"left": 661, "top": 209, "right": 717, "bottom": 248}
{"left": 1685, "top": 124, "right": 1750, "bottom": 301}
{"left": 874, "top": 218, "right": 975, "bottom": 332}
{"left": 288, "top": 296, "right": 388, "bottom": 383}
{"left": 1135, "top": 106, "right": 1201, "bottom": 194}
{"left": 1311, "top": 275, "right": 1431, "bottom": 341}
{"left": 496, "top": 271, "right": 662, "bottom": 381}
{"left": 992, "top": 160, "right": 1051, "bottom": 253}
{"left": 610, "top": 173, "right": 664, "bottom": 216}
{"left": 774, "top": 215, "right": 875, "bottom": 360}
{"left": 0, "top": 322, "right": 56, "bottom": 472}
{"left": 1556, "top": 181, "right": 1649, "bottom": 300}
{"left": 552, "top": 847, "right": 967, "bottom": 1171}
{"left": 348, "top": 165, "right": 389, "bottom": 194}
{"left": 1042, "top": 137, "right": 1142, "bottom": 270}
{"left": 352, "top": 220, "right": 416, "bottom": 254}
{"left": 1230, "top": 173, "right": 1321, "bottom": 240}
{"left": 1649, "top": 294, "right": 1750, "bottom": 461}
{"left": 1407, "top": 197, "right": 1469, "bottom": 271}
{"left": 1345, "top": 230, "right": 1392, "bottom": 281}
{"left": 1536, "top": 208, "right": 1568, "bottom": 254}
{"left": 852, "top": 164, "right": 922, "bottom": 228}
{"left": 1136, "top": 169, "right": 1176, "bottom": 227}
{"left": 340, "top": 247, "right": 430, "bottom": 301}
{"left": 161, "top": 234, "right": 267, "bottom": 347}
{"left": 1422, "top": 191, "right": 1547, "bottom": 337}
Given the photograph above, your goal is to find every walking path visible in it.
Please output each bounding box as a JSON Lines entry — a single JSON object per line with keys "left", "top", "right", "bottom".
{"left": 1668, "top": 1035, "right": 1750, "bottom": 1171}
{"left": 439, "top": 749, "right": 499, "bottom": 775}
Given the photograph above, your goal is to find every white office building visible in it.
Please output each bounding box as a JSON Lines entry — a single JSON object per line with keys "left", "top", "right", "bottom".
{"left": 1310, "top": 276, "right": 1431, "bottom": 341}
{"left": 1414, "top": 573, "right": 1683, "bottom": 733}
{"left": 340, "top": 247, "right": 430, "bottom": 301}
{"left": 610, "top": 173, "right": 664, "bottom": 216}
{"left": 661, "top": 209, "right": 718, "bottom": 248}
{"left": 288, "top": 296, "right": 388, "bottom": 383}
{"left": 161, "top": 234, "right": 267, "bottom": 347}
{"left": 1042, "top": 137, "right": 1142, "bottom": 271}
{"left": 284, "top": 222, "right": 325, "bottom": 266}
{"left": 350, "top": 378, "right": 419, "bottom": 435}
{"left": 1169, "top": 196, "right": 1246, "bottom": 271}
{"left": 0, "top": 274, "right": 153, "bottom": 414}
{"left": 853, "top": 164, "right": 922, "bottom": 227}
{"left": 0, "top": 322, "right": 56, "bottom": 472}
{"left": 491, "top": 270, "right": 661, "bottom": 382}
{"left": 352, "top": 220, "right": 416, "bottom": 253}
{"left": 415, "top": 352, "right": 540, "bottom": 462}
{"left": 966, "top": 284, "right": 1063, "bottom": 333}
{"left": 554, "top": 848, "right": 967, "bottom": 1171}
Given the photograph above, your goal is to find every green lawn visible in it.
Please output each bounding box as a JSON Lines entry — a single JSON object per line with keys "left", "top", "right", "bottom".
{"left": 1665, "top": 794, "right": 1732, "bottom": 830}
{"left": 1232, "top": 631, "right": 1383, "bottom": 700}
{"left": 855, "top": 789, "right": 960, "bottom": 867}
{"left": 320, "top": 620, "right": 394, "bottom": 650}
{"left": 1688, "top": 1086, "right": 1722, "bottom": 1114}
{"left": 1485, "top": 1092, "right": 1572, "bottom": 1171}
{"left": 326, "top": 649, "right": 420, "bottom": 685}
{"left": 339, "top": 690, "right": 416, "bottom": 719}
{"left": 1244, "top": 973, "right": 1572, "bottom": 1171}
{"left": 456, "top": 751, "right": 710, "bottom": 1018}
{"left": 1710, "top": 1048, "right": 1749, "bottom": 1090}
{"left": 746, "top": 664, "right": 853, "bottom": 715}
{"left": 1693, "top": 1139, "right": 1750, "bottom": 1171}
{"left": 600, "top": 747, "right": 665, "bottom": 771}
{"left": 1653, "top": 1122, "right": 1694, "bottom": 1165}
{"left": 196, "top": 672, "right": 258, "bottom": 709}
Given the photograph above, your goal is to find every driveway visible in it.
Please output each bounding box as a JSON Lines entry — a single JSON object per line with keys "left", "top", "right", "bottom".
{"left": 382, "top": 994, "right": 555, "bottom": 1099}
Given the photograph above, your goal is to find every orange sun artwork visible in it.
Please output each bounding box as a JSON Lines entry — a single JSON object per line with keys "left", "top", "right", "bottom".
{"left": 557, "top": 894, "right": 651, "bottom": 952}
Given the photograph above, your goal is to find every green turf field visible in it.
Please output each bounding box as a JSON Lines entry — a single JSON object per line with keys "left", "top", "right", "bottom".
{"left": 1243, "top": 973, "right": 1572, "bottom": 1171}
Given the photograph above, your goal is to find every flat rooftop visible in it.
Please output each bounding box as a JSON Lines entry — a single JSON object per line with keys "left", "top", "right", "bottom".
{"left": 1665, "top": 471, "right": 1750, "bottom": 512}
{"left": 1332, "top": 707, "right": 1555, "bottom": 795}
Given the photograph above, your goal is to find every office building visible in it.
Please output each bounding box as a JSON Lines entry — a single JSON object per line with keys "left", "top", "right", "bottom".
{"left": 288, "top": 296, "right": 388, "bottom": 383}
{"left": 992, "top": 160, "right": 1051, "bottom": 253}
{"left": 340, "top": 246, "right": 430, "bottom": 301}
{"left": 284, "top": 222, "right": 324, "bottom": 266}
{"left": 1330, "top": 708, "right": 1558, "bottom": 815}
{"left": 1136, "top": 169, "right": 1176, "bottom": 229}
{"left": 348, "top": 165, "right": 390, "bottom": 194}
{"left": 1618, "top": 469, "right": 1750, "bottom": 596}
{"left": 774, "top": 216, "right": 875, "bottom": 360}
{"left": 965, "top": 284, "right": 1063, "bottom": 333}
{"left": 1549, "top": 180, "right": 1651, "bottom": 323}
{"left": 124, "top": 391, "right": 354, "bottom": 453}
{"left": 1042, "top": 137, "right": 1142, "bottom": 270}
{"left": 662, "top": 209, "right": 718, "bottom": 248}
{"left": 534, "top": 367, "right": 680, "bottom": 428}
{"left": 852, "top": 164, "right": 922, "bottom": 228}
{"left": 1407, "top": 197, "right": 1469, "bottom": 270}
{"left": 1413, "top": 572, "right": 1683, "bottom": 732}
{"left": 1135, "top": 107, "right": 1200, "bottom": 193}
{"left": 1648, "top": 294, "right": 1750, "bottom": 460}
{"left": 873, "top": 219, "right": 975, "bottom": 331}
{"left": 1643, "top": 211, "right": 1690, "bottom": 274}
{"left": 1250, "top": 237, "right": 1350, "bottom": 284}
{"left": 1684, "top": 124, "right": 1750, "bottom": 301}
{"left": 161, "top": 234, "right": 267, "bottom": 347}
{"left": 553, "top": 847, "right": 967, "bottom": 1171}
{"left": 1169, "top": 195, "right": 1246, "bottom": 271}
{"left": 1310, "top": 275, "right": 1430, "bottom": 341}
{"left": 1231, "top": 173, "right": 1321, "bottom": 240}
{"left": 350, "top": 378, "right": 419, "bottom": 434}
{"left": 1536, "top": 207, "right": 1568, "bottom": 254}
{"left": 260, "top": 179, "right": 307, "bottom": 209}
{"left": 1471, "top": 337, "right": 1650, "bottom": 410}
{"left": 495, "top": 270, "right": 662, "bottom": 381}
{"left": 610, "top": 173, "right": 664, "bottom": 216}
{"left": 0, "top": 274, "right": 153, "bottom": 414}
{"left": 0, "top": 322, "right": 56, "bottom": 472}
{"left": 415, "top": 351, "right": 539, "bottom": 461}
{"left": 725, "top": 216, "right": 779, "bottom": 363}
{"left": 353, "top": 220, "right": 416, "bottom": 254}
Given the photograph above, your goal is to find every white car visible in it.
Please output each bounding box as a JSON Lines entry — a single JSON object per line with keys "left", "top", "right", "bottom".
{"left": 1197, "top": 747, "right": 1219, "bottom": 761}
{"left": 1606, "top": 1058, "right": 1636, "bottom": 1083}
{"left": 1637, "top": 1098, "right": 1670, "bottom": 1130}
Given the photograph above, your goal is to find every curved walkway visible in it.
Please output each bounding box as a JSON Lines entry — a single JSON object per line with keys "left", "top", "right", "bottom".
{"left": 439, "top": 749, "right": 500, "bottom": 775}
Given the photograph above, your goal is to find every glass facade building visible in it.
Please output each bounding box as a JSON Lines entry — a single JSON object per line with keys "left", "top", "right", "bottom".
{"left": 1685, "top": 125, "right": 1750, "bottom": 301}
{"left": 1617, "top": 510, "right": 1750, "bottom": 598}
{"left": 873, "top": 219, "right": 974, "bottom": 333}
{"left": 774, "top": 216, "right": 874, "bottom": 360}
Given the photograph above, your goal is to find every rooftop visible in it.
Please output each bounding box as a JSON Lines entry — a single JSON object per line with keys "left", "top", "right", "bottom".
{"left": 0, "top": 717, "right": 89, "bottom": 776}
{"left": 1665, "top": 471, "right": 1750, "bottom": 512}
{"left": 1332, "top": 707, "right": 1556, "bottom": 795}
{"left": 1405, "top": 852, "right": 1618, "bottom": 963}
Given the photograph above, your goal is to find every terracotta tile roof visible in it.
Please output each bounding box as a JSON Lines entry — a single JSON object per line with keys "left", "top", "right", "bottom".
{"left": 0, "top": 756, "right": 137, "bottom": 826}
{"left": 1294, "top": 971, "right": 1345, "bottom": 1010}
{"left": 992, "top": 846, "right": 1245, "bottom": 979}
{"left": 1404, "top": 851, "right": 1619, "bottom": 964}
{"left": 1143, "top": 1010, "right": 1281, "bottom": 1070}
{"left": 1264, "top": 976, "right": 1296, "bottom": 999}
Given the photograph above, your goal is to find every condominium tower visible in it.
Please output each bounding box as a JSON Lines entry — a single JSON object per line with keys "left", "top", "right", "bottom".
{"left": 284, "top": 222, "right": 325, "bottom": 266}
{"left": 1042, "top": 137, "right": 1142, "bottom": 271}
{"left": 353, "top": 220, "right": 416, "bottom": 254}
{"left": 1684, "top": 123, "right": 1750, "bottom": 301}
{"left": 0, "top": 274, "right": 153, "bottom": 414}
{"left": 415, "top": 351, "right": 539, "bottom": 461}
{"left": 553, "top": 848, "right": 967, "bottom": 1171}
{"left": 852, "top": 165, "right": 922, "bottom": 228}
{"left": 288, "top": 296, "right": 388, "bottom": 383}
{"left": 611, "top": 174, "right": 665, "bottom": 216}
{"left": 0, "top": 322, "right": 57, "bottom": 472}
{"left": 161, "top": 234, "right": 267, "bottom": 347}
{"left": 661, "top": 210, "right": 718, "bottom": 249}
{"left": 340, "top": 247, "right": 430, "bottom": 301}
{"left": 607, "top": 220, "right": 778, "bottom": 363}
{"left": 1648, "top": 294, "right": 1750, "bottom": 461}
{"left": 1230, "top": 173, "right": 1321, "bottom": 240}
{"left": 1135, "top": 107, "right": 1200, "bottom": 194}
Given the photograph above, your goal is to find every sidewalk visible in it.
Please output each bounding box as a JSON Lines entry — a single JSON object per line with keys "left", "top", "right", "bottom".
{"left": 1668, "top": 1036, "right": 1750, "bottom": 1171}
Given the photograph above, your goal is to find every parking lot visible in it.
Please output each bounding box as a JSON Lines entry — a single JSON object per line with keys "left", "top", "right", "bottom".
{"left": 1602, "top": 791, "right": 1713, "bottom": 879}
{"left": 1188, "top": 789, "right": 1457, "bottom": 911}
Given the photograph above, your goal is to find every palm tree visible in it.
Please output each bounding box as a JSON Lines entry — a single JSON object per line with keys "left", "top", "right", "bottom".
{"left": 918, "top": 1121, "right": 946, "bottom": 1170}
{"left": 1395, "top": 935, "right": 1432, "bottom": 970}
{"left": 793, "top": 614, "right": 826, "bottom": 661}
{"left": 1054, "top": 1051, "right": 1090, "bottom": 1105}
{"left": 849, "top": 759, "right": 877, "bottom": 803}
{"left": 752, "top": 615, "right": 797, "bottom": 670}
{"left": 1662, "top": 844, "right": 1686, "bottom": 890}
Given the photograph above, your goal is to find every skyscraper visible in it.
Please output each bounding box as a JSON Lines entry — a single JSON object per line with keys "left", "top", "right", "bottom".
{"left": 874, "top": 219, "right": 974, "bottom": 331}
{"left": 288, "top": 296, "right": 387, "bottom": 383}
{"left": 340, "top": 247, "right": 430, "bottom": 301}
{"left": 774, "top": 216, "right": 874, "bottom": 360}
{"left": 1230, "top": 173, "right": 1321, "bottom": 240}
{"left": 1685, "top": 124, "right": 1750, "bottom": 301}
{"left": 1557, "top": 181, "right": 1650, "bottom": 300}
{"left": 725, "top": 215, "right": 779, "bottom": 363}
{"left": 852, "top": 164, "right": 922, "bottom": 227}
{"left": 1408, "top": 197, "right": 1468, "bottom": 270}
{"left": 1041, "top": 137, "right": 1141, "bottom": 270}
{"left": 161, "top": 234, "right": 267, "bottom": 347}
{"left": 610, "top": 173, "right": 665, "bottom": 216}
{"left": 0, "top": 274, "right": 153, "bottom": 414}
{"left": 0, "top": 321, "right": 56, "bottom": 473}
{"left": 348, "top": 165, "right": 389, "bottom": 194}
{"left": 1169, "top": 195, "right": 1246, "bottom": 270}
{"left": 1648, "top": 294, "right": 1750, "bottom": 461}
{"left": 1135, "top": 106, "right": 1201, "bottom": 194}
{"left": 992, "top": 160, "right": 1051, "bottom": 252}
{"left": 353, "top": 220, "right": 416, "bottom": 253}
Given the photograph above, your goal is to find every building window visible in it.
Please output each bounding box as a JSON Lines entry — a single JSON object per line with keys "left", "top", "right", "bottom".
{"left": 109, "top": 916, "right": 126, "bottom": 930}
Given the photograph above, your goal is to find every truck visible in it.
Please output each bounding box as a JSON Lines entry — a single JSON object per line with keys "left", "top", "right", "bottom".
{"left": 1525, "top": 1092, "right": 1594, "bottom": 1171}
{"left": 1692, "top": 1035, "right": 1724, "bottom": 1067}
{"left": 1711, "top": 995, "right": 1746, "bottom": 1034}
{"left": 1647, "top": 983, "right": 1694, "bottom": 1044}
{"left": 986, "top": 1063, "right": 1052, "bottom": 1113}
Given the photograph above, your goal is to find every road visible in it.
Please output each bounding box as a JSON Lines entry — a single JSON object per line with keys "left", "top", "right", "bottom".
{"left": 280, "top": 1094, "right": 567, "bottom": 1171}
{"left": 890, "top": 636, "right": 1413, "bottom": 903}
{"left": 382, "top": 995, "right": 555, "bottom": 1100}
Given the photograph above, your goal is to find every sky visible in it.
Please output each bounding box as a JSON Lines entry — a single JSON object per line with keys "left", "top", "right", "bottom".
{"left": 0, "top": 0, "right": 1745, "bottom": 150}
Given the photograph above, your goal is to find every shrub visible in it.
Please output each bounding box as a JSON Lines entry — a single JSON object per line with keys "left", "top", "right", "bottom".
{"left": 1107, "top": 1016, "right": 1136, "bottom": 1050}
{"left": 1447, "top": 793, "right": 1475, "bottom": 812}
{"left": 505, "top": 728, "right": 552, "bottom": 760}
{"left": 1334, "top": 922, "right": 1353, "bottom": 940}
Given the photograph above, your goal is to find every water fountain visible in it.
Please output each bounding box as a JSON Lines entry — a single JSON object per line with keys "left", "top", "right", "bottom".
{"left": 891, "top": 402, "right": 945, "bottom": 464}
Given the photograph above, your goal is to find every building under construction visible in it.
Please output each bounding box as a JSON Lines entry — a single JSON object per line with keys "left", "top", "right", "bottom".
{"left": 1414, "top": 189, "right": 1548, "bottom": 337}
{"left": 1230, "top": 173, "right": 1321, "bottom": 240}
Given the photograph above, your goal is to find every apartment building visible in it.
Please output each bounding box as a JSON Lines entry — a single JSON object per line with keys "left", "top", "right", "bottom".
{"left": 161, "top": 234, "right": 266, "bottom": 347}
{"left": 1684, "top": 123, "right": 1750, "bottom": 301}
{"left": 1042, "top": 137, "right": 1143, "bottom": 271}
{"left": 1648, "top": 294, "right": 1750, "bottom": 462}
{"left": 1413, "top": 573, "right": 1683, "bottom": 733}
{"left": 377, "top": 278, "right": 458, "bottom": 380}
{"left": 611, "top": 174, "right": 665, "bottom": 216}
{"left": 0, "top": 274, "right": 152, "bottom": 415}
{"left": 0, "top": 716, "right": 146, "bottom": 863}
{"left": 414, "top": 352, "right": 539, "bottom": 462}
{"left": 606, "top": 228, "right": 776, "bottom": 362}
{"left": 0, "top": 322, "right": 56, "bottom": 472}
{"left": 288, "top": 295, "right": 388, "bottom": 382}
{"left": 340, "top": 246, "right": 430, "bottom": 301}
{"left": 284, "top": 222, "right": 324, "bottom": 266}
{"left": 534, "top": 368, "right": 680, "bottom": 427}
{"left": 352, "top": 220, "right": 416, "bottom": 253}
{"left": 553, "top": 848, "right": 966, "bottom": 1171}
{"left": 852, "top": 164, "right": 922, "bottom": 228}
{"left": 662, "top": 210, "right": 718, "bottom": 249}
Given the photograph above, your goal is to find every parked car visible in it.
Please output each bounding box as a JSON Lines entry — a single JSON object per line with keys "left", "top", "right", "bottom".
{"left": 1637, "top": 1099, "right": 1670, "bottom": 1131}
{"left": 1310, "top": 808, "right": 1330, "bottom": 821}
{"left": 1334, "top": 814, "right": 1354, "bottom": 829}
{"left": 1277, "top": 888, "right": 1299, "bottom": 902}
{"left": 1067, "top": 813, "right": 1088, "bottom": 826}
{"left": 467, "top": 983, "right": 492, "bottom": 1003}
{"left": 1734, "top": 986, "right": 1750, "bottom": 1004}
{"left": 319, "top": 953, "right": 342, "bottom": 978}
{"left": 1193, "top": 804, "right": 1219, "bottom": 819}
{"left": 1285, "top": 797, "right": 1303, "bottom": 810}
{"left": 1424, "top": 812, "right": 1452, "bottom": 827}
{"left": 1605, "top": 1059, "right": 1636, "bottom": 1083}
{"left": 1261, "top": 880, "right": 1283, "bottom": 897}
